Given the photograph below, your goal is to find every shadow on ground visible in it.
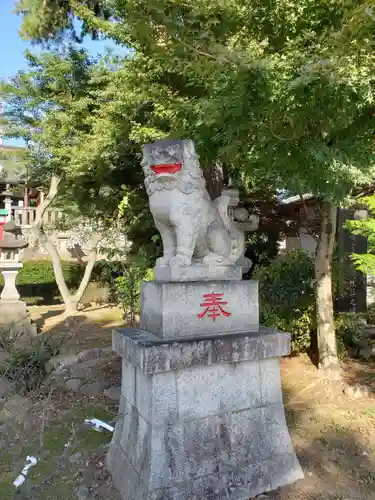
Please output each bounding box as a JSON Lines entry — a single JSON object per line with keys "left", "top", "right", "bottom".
{"left": 341, "top": 357, "right": 375, "bottom": 394}
{"left": 269, "top": 355, "right": 375, "bottom": 500}
{"left": 30, "top": 305, "right": 126, "bottom": 351}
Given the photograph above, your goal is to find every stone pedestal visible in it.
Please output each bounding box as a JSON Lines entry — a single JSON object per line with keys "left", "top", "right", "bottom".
{"left": 108, "top": 327, "right": 303, "bottom": 500}
{"left": 0, "top": 262, "right": 37, "bottom": 338}
{"left": 141, "top": 280, "right": 259, "bottom": 339}
{"left": 1, "top": 262, "right": 22, "bottom": 301}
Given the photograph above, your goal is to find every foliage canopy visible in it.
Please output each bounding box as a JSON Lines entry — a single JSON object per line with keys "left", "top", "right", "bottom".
{"left": 15, "top": 0, "right": 375, "bottom": 204}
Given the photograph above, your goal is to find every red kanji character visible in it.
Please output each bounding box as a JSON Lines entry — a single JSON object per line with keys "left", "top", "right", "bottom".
{"left": 198, "top": 292, "right": 231, "bottom": 322}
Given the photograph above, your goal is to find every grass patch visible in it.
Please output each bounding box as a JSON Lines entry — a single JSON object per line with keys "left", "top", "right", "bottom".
{"left": 0, "top": 398, "right": 115, "bottom": 499}
{"left": 364, "top": 406, "right": 375, "bottom": 418}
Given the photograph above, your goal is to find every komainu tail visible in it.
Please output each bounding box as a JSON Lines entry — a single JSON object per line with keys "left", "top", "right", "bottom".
{"left": 214, "top": 195, "right": 245, "bottom": 264}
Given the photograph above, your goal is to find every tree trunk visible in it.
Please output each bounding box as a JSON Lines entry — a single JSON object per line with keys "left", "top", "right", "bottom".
{"left": 203, "top": 162, "right": 223, "bottom": 200}
{"left": 44, "top": 237, "right": 75, "bottom": 304}
{"left": 31, "top": 174, "right": 100, "bottom": 317}
{"left": 48, "top": 241, "right": 98, "bottom": 317}
{"left": 314, "top": 201, "right": 340, "bottom": 377}
{"left": 73, "top": 246, "right": 99, "bottom": 304}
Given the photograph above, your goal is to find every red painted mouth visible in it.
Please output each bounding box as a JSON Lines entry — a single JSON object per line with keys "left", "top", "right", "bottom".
{"left": 151, "top": 163, "right": 182, "bottom": 175}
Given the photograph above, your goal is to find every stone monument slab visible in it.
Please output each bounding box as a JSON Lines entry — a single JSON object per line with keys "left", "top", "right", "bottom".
{"left": 140, "top": 280, "right": 259, "bottom": 338}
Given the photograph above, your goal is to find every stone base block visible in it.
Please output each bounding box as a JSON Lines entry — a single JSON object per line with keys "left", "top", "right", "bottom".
{"left": 140, "top": 280, "right": 259, "bottom": 339}
{"left": 107, "top": 328, "right": 303, "bottom": 500}
{"left": 0, "top": 300, "right": 37, "bottom": 338}
{"left": 153, "top": 264, "right": 243, "bottom": 282}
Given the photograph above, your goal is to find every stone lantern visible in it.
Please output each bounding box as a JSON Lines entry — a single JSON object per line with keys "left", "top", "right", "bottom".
{"left": 0, "top": 221, "right": 36, "bottom": 337}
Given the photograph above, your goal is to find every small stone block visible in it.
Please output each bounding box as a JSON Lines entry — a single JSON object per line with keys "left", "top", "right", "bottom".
{"left": 153, "top": 264, "right": 243, "bottom": 282}
{"left": 140, "top": 280, "right": 259, "bottom": 338}
{"left": 0, "top": 300, "right": 37, "bottom": 338}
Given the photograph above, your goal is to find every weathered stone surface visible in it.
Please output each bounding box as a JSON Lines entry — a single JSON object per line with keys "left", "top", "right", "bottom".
{"left": 0, "top": 300, "right": 37, "bottom": 339}
{"left": 141, "top": 139, "right": 258, "bottom": 279}
{"left": 46, "top": 346, "right": 115, "bottom": 377}
{"left": 0, "top": 253, "right": 37, "bottom": 339}
{"left": 359, "top": 343, "right": 375, "bottom": 360}
{"left": 69, "top": 452, "right": 84, "bottom": 464}
{"left": 121, "top": 360, "right": 136, "bottom": 405}
{"left": 104, "top": 386, "right": 122, "bottom": 401}
{"left": 65, "top": 378, "right": 82, "bottom": 392}
{"left": 259, "top": 358, "right": 283, "bottom": 406}
{"left": 153, "top": 264, "right": 243, "bottom": 282}
{"left": 176, "top": 362, "right": 261, "bottom": 420}
{"left": 109, "top": 411, "right": 303, "bottom": 499}
{"left": 108, "top": 330, "right": 303, "bottom": 500}
{"left": 112, "top": 327, "right": 290, "bottom": 374}
{"left": 141, "top": 280, "right": 259, "bottom": 339}
{"left": 131, "top": 370, "right": 179, "bottom": 425}
{"left": 80, "top": 381, "right": 111, "bottom": 396}
{"left": 76, "top": 485, "right": 90, "bottom": 500}
{"left": 77, "top": 346, "right": 113, "bottom": 362}
{"left": 46, "top": 353, "right": 80, "bottom": 374}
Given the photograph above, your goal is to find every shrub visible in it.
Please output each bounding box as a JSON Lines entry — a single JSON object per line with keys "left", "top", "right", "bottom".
{"left": 367, "top": 302, "right": 375, "bottom": 325}
{"left": 91, "top": 260, "right": 123, "bottom": 284}
{"left": 115, "top": 266, "right": 153, "bottom": 326}
{"left": 0, "top": 260, "right": 90, "bottom": 305}
{"left": 0, "top": 330, "right": 63, "bottom": 393}
{"left": 255, "top": 250, "right": 315, "bottom": 353}
{"left": 255, "top": 248, "right": 369, "bottom": 357}
{"left": 2, "top": 259, "right": 135, "bottom": 305}
{"left": 335, "top": 312, "right": 367, "bottom": 358}
{"left": 17, "top": 260, "right": 84, "bottom": 286}
{"left": 0, "top": 260, "right": 84, "bottom": 305}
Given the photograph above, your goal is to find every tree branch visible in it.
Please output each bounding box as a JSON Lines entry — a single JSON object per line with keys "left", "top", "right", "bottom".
{"left": 33, "top": 174, "right": 61, "bottom": 230}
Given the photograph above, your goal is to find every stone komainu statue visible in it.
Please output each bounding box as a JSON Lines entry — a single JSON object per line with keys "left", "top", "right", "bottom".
{"left": 141, "top": 139, "right": 248, "bottom": 269}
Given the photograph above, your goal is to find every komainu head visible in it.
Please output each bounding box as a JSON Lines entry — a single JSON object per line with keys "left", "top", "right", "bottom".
{"left": 141, "top": 139, "right": 206, "bottom": 194}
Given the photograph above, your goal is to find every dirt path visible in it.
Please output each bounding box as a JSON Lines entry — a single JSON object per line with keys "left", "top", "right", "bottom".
{"left": 272, "top": 355, "right": 375, "bottom": 500}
